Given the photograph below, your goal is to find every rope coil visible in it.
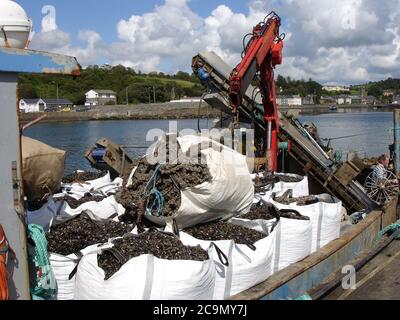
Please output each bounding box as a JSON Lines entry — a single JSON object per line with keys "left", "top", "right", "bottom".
{"left": 143, "top": 164, "right": 166, "bottom": 217}
{"left": 376, "top": 219, "right": 400, "bottom": 242}
{"left": 28, "top": 224, "right": 57, "bottom": 300}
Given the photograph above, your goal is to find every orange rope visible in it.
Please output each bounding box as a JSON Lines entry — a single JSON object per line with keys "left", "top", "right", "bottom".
{"left": 0, "top": 225, "right": 9, "bottom": 300}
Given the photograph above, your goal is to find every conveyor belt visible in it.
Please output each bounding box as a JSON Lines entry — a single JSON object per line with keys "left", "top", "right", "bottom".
{"left": 192, "top": 51, "right": 377, "bottom": 212}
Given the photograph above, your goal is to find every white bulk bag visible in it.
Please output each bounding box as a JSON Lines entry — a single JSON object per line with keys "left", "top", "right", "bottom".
{"left": 27, "top": 196, "right": 125, "bottom": 230}
{"left": 147, "top": 135, "right": 254, "bottom": 229}
{"left": 179, "top": 222, "right": 279, "bottom": 300}
{"left": 74, "top": 247, "right": 216, "bottom": 300}
{"left": 26, "top": 197, "right": 65, "bottom": 232}
{"left": 229, "top": 216, "right": 312, "bottom": 272}
{"left": 47, "top": 211, "right": 131, "bottom": 301}
{"left": 252, "top": 172, "right": 309, "bottom": 204}
{"left": 270, "top": 194, "right": 342, "bottom": 253}
{"left": 50, "top": 244, "right": 109, "bottom": 301}
{"left": 63, "top": 195, "right": 125, "bottom": 220}
{"left": 62, "top": 171, "right": 123, "bottom": 200}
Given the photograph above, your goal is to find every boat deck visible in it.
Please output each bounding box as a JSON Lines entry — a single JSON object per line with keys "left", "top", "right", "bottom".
{"left": 324, "top": 239, "right": 400, "bottom": 300}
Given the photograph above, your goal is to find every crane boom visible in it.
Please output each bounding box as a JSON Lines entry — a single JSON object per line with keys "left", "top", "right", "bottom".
{"left": 229, "top": 12, "right": 284, "bottom": 172}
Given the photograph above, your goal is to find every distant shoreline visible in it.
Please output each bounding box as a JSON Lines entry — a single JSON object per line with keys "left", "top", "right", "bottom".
{"left": 19, "top": 102, "right": 221, "bottom": 125}
{"left": 19, "top": 102, "right": 396, "bottom": 124}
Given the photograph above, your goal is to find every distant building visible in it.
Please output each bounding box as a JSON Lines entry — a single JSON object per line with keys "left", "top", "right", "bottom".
{"left": 320, "top": 96, "right": 337, "bottom": 104}
{"left": 302, "top": 95, "right": 315, "bottom": 105}
{"left": 277, "top": 95, "right": 302, "bottom": 106}
{"left": 322, "top": 85, "right": 350, "bottom": 92}
{"left": 85, "top": 90, "right": 117, "bottom": 107}
{"left": 100, "top": 64, "right": 112, "bottom": 70}
{"left": 349, "top": 95, "right": 362, "bottom": 104}
{"left": 335, "top": 94, "right": 376, "bottom": 105}
{"left": 392, "top": 95, "right": 400, "bottom": 104}
{"left": 170, "top": 97, "right": 202, "bottom": 103}
{"left": 336, "top": 95, "right": 352, "bottom": 105}
{"left": 19, "top": 98, "right": 73, "bottom": 113}
{"left": 383, "top": 90, "right": 395, "bottom": 97}
{"left": 362, "top": 95, "right": 378, "bottom": 105}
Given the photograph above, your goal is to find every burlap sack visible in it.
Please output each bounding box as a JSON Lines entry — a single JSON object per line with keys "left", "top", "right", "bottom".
{"left": 22, "top": 136, "right": 66, "bottom": 201}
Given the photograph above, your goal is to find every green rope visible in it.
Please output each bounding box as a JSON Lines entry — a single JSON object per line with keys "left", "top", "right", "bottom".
{"left": 143, "top": 164, "right": 165, "bottom": 217}
{"left": 376, "top": 219, "right": 400, "bottom": 242}
{"left": 295, "top": 293, "right": 312, "bottom": 300}
{"left": 28, "top": 224, "right": 57, "bottom": 300}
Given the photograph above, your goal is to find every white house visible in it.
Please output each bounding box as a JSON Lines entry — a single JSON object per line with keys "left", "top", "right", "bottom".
{"left": 85, "top": 90, "right": 117, "bottom": 106}
{"left": 170, "top": 97, "right": 202, "bottom": 103}
{"left": 19, "top": 98, "right": 73, "bottom": 113}
{"left": 277, "top": 95, "right": 302, "bottom": 106}
{"left": 322, "top": 85, "right": 350, "bottom": 92}
{"left": 19, "top": 99, "right": 44, "bottom": 113}
{"left": 336, "top": 95, "right": 352, "bottom": 105}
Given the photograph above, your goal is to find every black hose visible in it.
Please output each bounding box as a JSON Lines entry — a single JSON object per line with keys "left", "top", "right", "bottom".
{"left": 197, "top": 92, "right": 208, "bottom": 133}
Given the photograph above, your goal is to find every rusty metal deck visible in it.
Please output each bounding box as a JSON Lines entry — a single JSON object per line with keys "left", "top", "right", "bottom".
{"left": 324, "top": 238, "right": 400, "bottom": 300}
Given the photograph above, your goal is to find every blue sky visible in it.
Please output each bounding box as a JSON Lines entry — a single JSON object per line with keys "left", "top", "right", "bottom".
{"left": 18, "top": 0, "right": 250, "bottom": 44}
{"left": 15, "top": 0, "right": 400, "bottom": 84}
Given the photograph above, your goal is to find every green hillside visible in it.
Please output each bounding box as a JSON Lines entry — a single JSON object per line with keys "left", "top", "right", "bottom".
{"left": 18, "top": 62, "right": 400, "bottom": 106}
{"left": 351, "top": 78, "right": 400, "bottom": 100}
{"left": 18, "top": 65, "right": 204, "bottom": 105}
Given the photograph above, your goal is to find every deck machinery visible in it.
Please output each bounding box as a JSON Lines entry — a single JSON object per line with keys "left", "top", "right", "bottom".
{"left": 192, "top": 27, "right": 376, "bottom": 213}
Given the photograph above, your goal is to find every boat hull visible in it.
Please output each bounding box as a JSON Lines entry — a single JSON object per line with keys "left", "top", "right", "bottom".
{"left": 229, "top": 199, "right": 398, "bottom": 300}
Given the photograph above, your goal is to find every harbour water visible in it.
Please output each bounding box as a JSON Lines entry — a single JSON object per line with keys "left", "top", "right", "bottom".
{"left": 24, "top": 112, "right": 394, "bottom": 173}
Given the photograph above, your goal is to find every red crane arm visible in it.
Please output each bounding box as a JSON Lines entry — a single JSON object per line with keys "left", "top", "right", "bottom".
{"left": 228, "top": 12, "right": 284, "bottom": 172}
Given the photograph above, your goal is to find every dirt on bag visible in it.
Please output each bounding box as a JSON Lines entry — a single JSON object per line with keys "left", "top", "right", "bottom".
{"left": 98, "top": 230, "right": 209, "bottom": 280}
{"left": 184, "top": 221, "right": 267, "bottom": 245}
{"left": 64, "top": 194, "right": 108, "bottom": 209}
{"left": 116, "top": 157, "right": 212, "bottom": 224}
{"left": 47, "top": 213, "right": 133, "bottom": 256}
{"left": 241, "top": 203, "right": 310, "bottom": 221}
{"left": 274, "top": 195, "right": 319, "bottom": 206}
{"left": 62, "top": 170, "right": 108, "bottom": 184}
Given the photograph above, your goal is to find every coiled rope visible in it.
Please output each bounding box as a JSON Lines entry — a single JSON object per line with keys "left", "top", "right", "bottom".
{"left": 295, "top": 293, "right": 312, "bottom": 300}
{"left": 28, "top": 224, "right": 57, "bottom": 300}
{"left": 143, "top": 164, "right": 165, "bottom": 217}
{"left": 376, "top": 219, "right": 400, "bottom": 242}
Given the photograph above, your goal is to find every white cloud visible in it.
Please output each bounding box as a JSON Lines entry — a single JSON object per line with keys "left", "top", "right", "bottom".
{"left": 29, "top": 0, "right": 400, "bottom": 84}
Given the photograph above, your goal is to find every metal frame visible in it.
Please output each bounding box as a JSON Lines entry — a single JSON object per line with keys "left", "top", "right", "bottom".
{"left": 0, "top": 47, "right": 80, "bottom": 300}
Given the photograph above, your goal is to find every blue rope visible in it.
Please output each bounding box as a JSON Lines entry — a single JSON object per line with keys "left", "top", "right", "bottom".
{"left": 143, "top": 164, "right": 165, "bottom": 217}
{"left": 28, "top": 224, "right": 57, "bottom": 300}
{"left": 295, "top": 293, "right": 312, "bottom": 300}
{"left": 376, "top": 219, "right": 400, "bottom": 242}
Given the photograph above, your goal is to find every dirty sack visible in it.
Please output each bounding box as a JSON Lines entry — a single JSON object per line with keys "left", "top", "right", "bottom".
{"left": 46, "top": 212, "right": 132, "bottom": 300}
{"left": 26, "top": 195, "right": 126, "bottom": 231}
{"left": 143, "top": 135, "right": 254, "bottom": 230}
{"left": 252, "top": 172, "right": 309, "bottom": 204}
{"left": 229, "top": 201, "right": 312, "bottom": 272}
{"left": 74, "top": 231, "right": 216, "bottom": 300}
{"left": 61, "top": 171, "right": 123, "bottom": 200}
{"left": 22, "top": 136, "right": 66, "bottom": 201}
{"left": 270, "top": 192, "right": 342, "bottom": 253}
{"left": 179, "top": 219, "right": 279, "bottom": 300}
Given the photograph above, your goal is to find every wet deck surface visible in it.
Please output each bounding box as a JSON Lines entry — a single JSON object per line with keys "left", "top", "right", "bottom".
{"left": 324, "top": 240, "right": 400, "bottom": 300}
